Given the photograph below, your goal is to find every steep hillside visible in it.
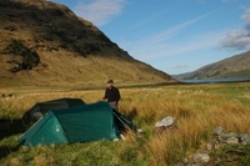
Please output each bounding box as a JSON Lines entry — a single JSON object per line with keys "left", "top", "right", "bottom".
{"left": 175, "top": 51, "right": 250, "bottom": 80}
{"left": 0, "top": 0, "right": 174, "bottom": 89}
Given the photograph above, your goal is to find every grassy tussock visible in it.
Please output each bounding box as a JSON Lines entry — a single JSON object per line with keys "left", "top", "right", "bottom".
{"left": 0, "top": 83, "right": 250, "bottom": 165}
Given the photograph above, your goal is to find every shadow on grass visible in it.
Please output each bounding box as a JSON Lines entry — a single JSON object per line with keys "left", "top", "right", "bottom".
{"left": 0, "top": 144, "right": 22, "bottom": 160}
{"left": 0, "top": 119, "right": 26, "bottom": 141}
{"left": 0, "top": 119, "right": 27, "bottom": 159}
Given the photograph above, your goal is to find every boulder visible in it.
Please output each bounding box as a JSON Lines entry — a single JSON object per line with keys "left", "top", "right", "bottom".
{"left": 155, "top": 116, "right": 175, "bottom": 127}
{"left": 225, "top": 136, "right": 239, "bottom": 144}
{"left": 154, "top": 116, "right": 175, "bottom": 134}
{"left": 213, "top": 126, "right": 224, "bottom": 136}
{"left": 193, "top": 153, "right": 210, "bottom": 163}
{"left": 213, "top": 126, "right": 224, "bottom": 142}
{"left": 220, "top": 132, "right": 239, "bottom": 144}
{"left": 240, "top": 133, "right": 250, "bottom": 145}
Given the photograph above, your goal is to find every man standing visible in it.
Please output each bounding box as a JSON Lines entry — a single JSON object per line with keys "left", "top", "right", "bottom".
{"left": 103, "top": 79, "right": 121, "bottom": 110}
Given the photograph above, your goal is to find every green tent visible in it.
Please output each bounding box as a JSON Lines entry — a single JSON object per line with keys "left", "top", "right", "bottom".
{"left": 19, "top": 101, "right": 136, "bottom": 146}
{"left": 22, "top": 98, "right": 85, "bottom": 123}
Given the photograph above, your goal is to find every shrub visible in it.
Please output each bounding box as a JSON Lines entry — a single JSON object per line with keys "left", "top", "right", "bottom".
{"left": 4, "top": 39, "right": 40, "bottom": 72}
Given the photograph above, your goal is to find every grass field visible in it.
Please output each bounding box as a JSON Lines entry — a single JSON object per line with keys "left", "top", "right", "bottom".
{"left": 0, "top": 82, "right": 250, "bottom": 165}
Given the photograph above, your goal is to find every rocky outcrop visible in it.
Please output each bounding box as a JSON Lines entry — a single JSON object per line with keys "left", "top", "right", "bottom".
{"left": 177, "top": 126, "right": 250, "bottom": 166}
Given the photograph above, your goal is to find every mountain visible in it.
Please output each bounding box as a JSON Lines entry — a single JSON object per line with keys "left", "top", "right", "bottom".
{"left": 174, "top": 51, "right": 250, "bottom": 81}
{"left": 0, "top": 0, "right": 175, "bottom": 89}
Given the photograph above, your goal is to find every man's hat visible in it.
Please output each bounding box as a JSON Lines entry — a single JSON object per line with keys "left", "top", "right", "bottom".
{"left": 107, "top": 79, "right": 114, "bottom": 83}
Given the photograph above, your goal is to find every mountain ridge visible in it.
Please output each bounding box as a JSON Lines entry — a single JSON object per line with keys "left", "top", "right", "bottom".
{"left": 174, "top": 51, "right": 250, "bottom": 81}
{"left": 0, "top": 0, "right": 175, "bottom": 88}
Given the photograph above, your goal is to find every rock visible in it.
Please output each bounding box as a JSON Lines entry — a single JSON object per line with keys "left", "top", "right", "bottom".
{"left": 240, "top": 133, "right": 250, "bottom": 145}
{"left": 213, "top": 126, "right": 224, "bottom": 142}
{"left": 220, "top": 132, "right": 239, "bottom": 144}
{"left": 225, "top": 136, "right": 239, "bottom": 144}
{"left": 214, "top": 143, "right": 221, "bottom": 150}
{"left": 213, "top": 126, "right": 224, "bottom": 136}
{"left": 154, "top": 116, "right": 175, "bottom": 134}
{"left": 193, "top": 153, "right": 210, "bottom": 163}
{"left": 206, "top": 143, "right": 212, "bottom": 151}
{"left": 155, "top": 116, "right": 175, "bottom": 127}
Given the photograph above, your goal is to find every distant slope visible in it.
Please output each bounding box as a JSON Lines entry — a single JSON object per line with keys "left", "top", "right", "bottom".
{"left": 0, "top": 0, "right": 175, "bottom": 88}
{"left": 174, "top": 51, "right": 250, "bottom": 81}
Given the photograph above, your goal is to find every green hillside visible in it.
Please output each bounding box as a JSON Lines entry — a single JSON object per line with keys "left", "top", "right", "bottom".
{"left": 0, "top": 0, "right": 175, "bottom": 89}
{"left": 175, "top": 51, "right": 250, "bottom": 80}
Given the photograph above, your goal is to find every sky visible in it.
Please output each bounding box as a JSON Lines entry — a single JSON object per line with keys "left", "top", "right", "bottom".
{"left": 52, "top": 0, "right": 250, "bottom": 75}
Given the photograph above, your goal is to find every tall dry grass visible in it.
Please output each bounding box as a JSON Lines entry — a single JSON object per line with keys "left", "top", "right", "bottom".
{"left": 0, "top": 83, "right": 250, "bottom": 165}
